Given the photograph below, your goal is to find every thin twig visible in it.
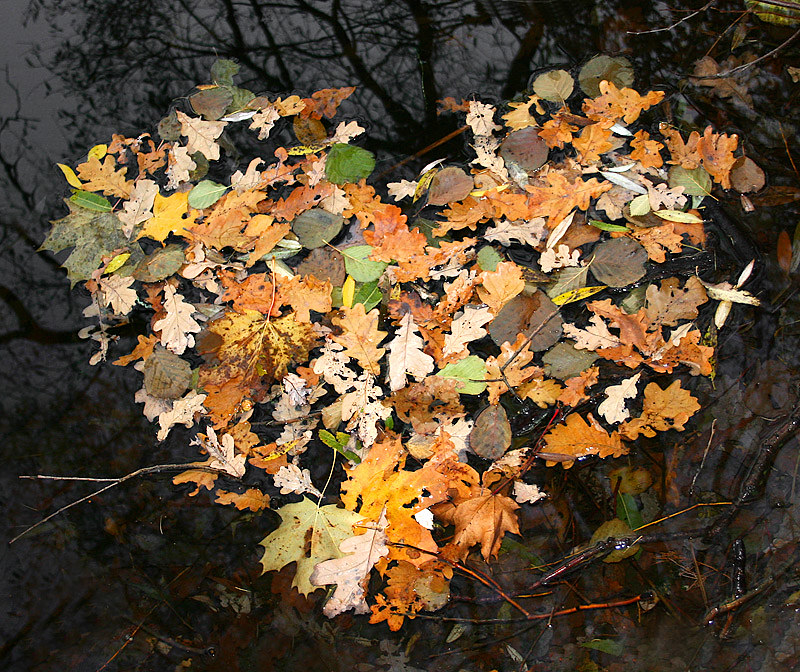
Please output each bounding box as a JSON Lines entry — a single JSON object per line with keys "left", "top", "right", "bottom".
{"left": 628, "top": 0, "right": 715, "bottom": 35}
{"left": 11, "top": 463, "right": 234, "bottom": 544}
{"left": 694, "top": 26, "right": 800, "bottom": 79}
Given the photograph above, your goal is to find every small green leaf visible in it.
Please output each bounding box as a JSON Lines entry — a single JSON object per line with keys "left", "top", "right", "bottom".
{"left": 589, "top": 219, "right": 629, "bottom": 232}
{"left": 188, "top": 180, "right": 228, "bottom": 209}
{"left": 580, "top": 639, "right": 625, "bottom": 657}
{"left": 437, "top": 355, "right": 487, "bottom": 394}
{"left": 319, "top": 429, "right": 346, "bottom": 449}
{"left": 477, "top": 245, "right": 503, "bottom": 271}
{"left": 69, "top": 190, "right": 112, "bottom": 212}
{"left": 668, "top": 165, "right": 712, "bottom": 197}
{"left": 352, "top": 280, "right": 382, "bottom": 311}
{"left": 653, "top": 209, "right": 703, "bottom": 224}
{"left": 629, "top": 193, "right": 651, "bottom": 216}
{"left": 325, "top": 143, "right": 375, "bottom": 185}
{"left": 341, "top": 245, "right": 388, "bottom": 282}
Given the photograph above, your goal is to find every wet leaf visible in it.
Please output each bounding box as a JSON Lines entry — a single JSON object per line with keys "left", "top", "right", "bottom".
{"left": 325, "top": 143, "right": 375, "bottom": 184}
{"left": 588, "top": 237, "right": 648, "bottom": 287}
{"left": 532, "top": 69, "right": 574, "bottom": 102}
{"left": 188, "top": 180, "right": 228, "bottom": 209}
{"left": 470, "top": 404, "right": 512, "bottom": 460}
{"left": 342, "top": 245, "right": 388, "bottom": 282}
{"left": 490, "top": 290, "right": 563, "bottom": 351}
{"left": 578, "top": 55, "right": 634, "bottom": 97}
{"left": 499, "top": 127, "right": 549, "bottom": 174}
{"left": 293, "top": 207, "right": 345, "bottom": 248}
{"left": 590, "top": 518, "right": 639, "bottom": 562}
{"left": 427, "top": 166, "right": 473, "bottom": 206}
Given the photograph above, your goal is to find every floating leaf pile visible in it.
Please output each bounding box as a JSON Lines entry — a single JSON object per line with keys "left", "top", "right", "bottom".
{"left": 42, "top": 59, "right": 761, "bottom": 629}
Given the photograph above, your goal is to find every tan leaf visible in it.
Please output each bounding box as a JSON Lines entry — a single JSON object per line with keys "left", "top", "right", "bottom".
{"left": 177, "top": 110, "right": 225, "bottom": 160}
{"left": 153, "top": 284, "right": 202, "bottom": 355}
{"left": 597, "top": 372, "right": 641, "bottom": 424}
{"left": 450, "top": 493, "right": 520, "bottom": 561}
{"left": 76, "top": 154, "right": 133, "bottom": 198}
{"left": 387, "top": 312, "right": 435, "bottom": 392}
{"left": 332, "top": 304, "right": 387, "bottom": 375}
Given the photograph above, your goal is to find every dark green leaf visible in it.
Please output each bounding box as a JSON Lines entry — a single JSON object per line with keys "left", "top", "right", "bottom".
{"left": 352, "top": 280, "right": 382, "bottom": 311}
{"left": 325, "top": 143, "right": 375, "bottom": 185}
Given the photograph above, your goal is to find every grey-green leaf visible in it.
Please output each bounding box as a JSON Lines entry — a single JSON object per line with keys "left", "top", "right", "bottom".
{"left": 341, "top": 245, "right": 388, "bottom": 282}
{"left": 325, "top": 143, "right": 375, "bottom": 185}
{"left": 188, "top": 180, "right": 228, "bottom": 209}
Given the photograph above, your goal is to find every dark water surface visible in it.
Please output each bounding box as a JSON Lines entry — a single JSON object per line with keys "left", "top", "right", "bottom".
{"left": 3, "top": 1, "right": 800, "bottom": 670}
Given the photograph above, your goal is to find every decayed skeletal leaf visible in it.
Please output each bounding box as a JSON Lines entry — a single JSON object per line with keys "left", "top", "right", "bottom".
{"left": 619, "top": 380, "right": 701, "bottom": 439}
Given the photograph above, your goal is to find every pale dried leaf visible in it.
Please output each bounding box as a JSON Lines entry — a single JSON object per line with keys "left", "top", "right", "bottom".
{"left": 153, "top": 284, "right": 202, "bottom": 355}
{"left": 597, "top": 372, "right": 641, "bottom": 424}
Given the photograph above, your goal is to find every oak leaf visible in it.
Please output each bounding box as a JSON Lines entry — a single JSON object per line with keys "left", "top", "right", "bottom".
{"left": 573, "top": 122, "right": 614, "bottom": 164}
{"left": 215, "top": 488, "right": 271, "bottom": 511}
{"left": 442, "top": 305, "right": 493, "bottom": 361}
{"left": 387, "top": 312, "right": 435, "bottom": 392}
{"left": 582, "top": 81, "right": 664, "bottom": 125}
{"left": 153, "top": 284, "right": 202, "bottom": 355}
{"left": 177, "top": 110, "right": 225, "bottom": 160}
{"left": 477, "top": 261, "right": 525, "bottom": 314}
{"left": 543, "top": 413, "right": 626, "bottom": 467}
{"left": 697, "top": 125, "right": 738, "bottom": 189}
{"left": 502, "top": 95, "right": 544, "bottom": 130}
{"left": 525, "top": 171, "right": 612, "bottom": 225}
{"left": 369, "top": 560, "right": 451, "bottom": 631}
{"left": 76, "top": 154, "right": 133, "bottom": 198}
{"left": 558, "top": 365, "right": 599, "bottom": 407}
{"left": 98, "top": 275, "right": 137, "bottom": 315}
{"left": 118, "top": 178, "right": 158, "bottom": 235}
{"left": 597, "top": 372, "right": 641, "bottom": 424}
{"left": 630, "top": 130, "right": 664, "bottom": 169}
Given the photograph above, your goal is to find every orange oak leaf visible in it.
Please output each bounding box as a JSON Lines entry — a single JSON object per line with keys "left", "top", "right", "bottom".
{"left": 434, "top": 195, "right": 493, "bottom": 237}
{"left": 76, "top": 154, "right": 133, "bottom": 198}
{"left": 369, "top": 560, "right": 452, "bottom": 631}
{"left": 525, "top": 170, "right": 612, "bottom": 225}
{"left": 630, "top": 130, "right": 664, "bottom": 169}
{"left": 331, "top": 304, "right": 387, "bottom": 375}
{"left": 280, "top": 274, "right": 333, "bottom": 323}
{"left": 220, "top": 271, "right": 282, "bottom": 316}
{"left": 542, "top": 413, "right": 626, "bottom": 467}
{"left": 269, "top": 182, "right": 333, "bottom": 221}
{"left": 245, "top": 214, "right": 292, "bottom": 265}
{"left": 449, "top": 492, "right": 520, "bottom": 561}
{"left": 518, "top": 376, "right": 563, "bottom": 407}
{"left": 538, "top": 108, "right": 579, "bottom": 149}
{"left": 573, "top": 122, "right": 614, "bottom": 164}
{"left": 485, "top": 333, "right": 539, "bottom": 404}
{"left": 624, "top": 222, "right": 684, "bottom": 263}
{"left": 301, "top": 86, "right": 356, "bottom": 119}
{"left": 660, "top": 125, "right": 701, "bottom": 169}
{"left": 187, "top": 189, "right": 265, "bottom": 251}
{"left": 363, "top": 205, "right": 427, "bottom": 263}
{"left": 477, "top": 261, "right": 525, "bottom": 314}
{"left": 558, "top": 365, "right": 599, "bottom": 407}
{"left": 619, "top": 380, "right": 701, "bottom": 439}
{"left": 215, "top": 488, "right": 271, "bottom": 511}
{"left": 697, "top": 125, "right": 738, "bottom": 189}
{"left": 113, "top": 333, "right": 159, "bottom": 366}
{"left": 583, "top": 81, "right": 664, "bottom": 125}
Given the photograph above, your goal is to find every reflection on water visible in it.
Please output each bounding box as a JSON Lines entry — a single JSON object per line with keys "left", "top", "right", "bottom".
{"left": 3, "top": 1, "right": 800, "bottom": 670}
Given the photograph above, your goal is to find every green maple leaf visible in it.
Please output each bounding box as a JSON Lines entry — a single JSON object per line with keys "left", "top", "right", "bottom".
{"left": 40, "top": 199, "right": 128, "bottom": 286}
{"left": 259, "top": 497, "right": 364, "bottom": 596}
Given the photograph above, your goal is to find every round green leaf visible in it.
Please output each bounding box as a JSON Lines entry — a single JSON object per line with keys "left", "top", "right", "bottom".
{"left": 325, "top": 143, "right": 375, "bottom": 185}
{"left": 436, "top": 356, "right": 487, "bottom": 395}
{"left": 188, "top": 180, "right": 228, "bottom": 209}
{"left": 292, "top": 208, "right": 345, "bottom": 249}
{"left": 341, "top": 245, "right": 388, "bottom": 282}
{"left": 668, "top": 165, "right": 712, "bottom": 197}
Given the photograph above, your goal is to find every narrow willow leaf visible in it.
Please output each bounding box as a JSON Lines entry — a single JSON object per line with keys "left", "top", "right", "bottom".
{"left": 341, "top": 275, "right": 355, "bottom": 308}
{"left": 599, "top": 170, "right": 647, "bottom": 194}
{"left": 589, "top": 219, "right": 629, "bottom": 232}
{"left": 57, "top": 163, "right": 82, "bottom": 188}
{"left": 552, "top": 285, "right": 607, "bottom": 306}
{"left": 653, "top": 209, "right": 703, "bottom": 224}
{"left": 70, "top": 190, "right": 112, "bottom": 211}
{"left": 88, "top": 144, "right": 108, "bottom": 160}
{"left": 104, "top": 252, "right": 131, "bottom": 274}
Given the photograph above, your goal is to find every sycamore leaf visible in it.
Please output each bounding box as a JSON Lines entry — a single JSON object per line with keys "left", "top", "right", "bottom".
{"left": 450, "top": 493, "right": 520, "bottom": 561}
{"left": 177, "top": 110, "right": 226, "bottom": 160}
{"left": 215, "top": 488, "right": 271, "bottom": 511}
{"left": 41, "top": 200, "right": 128, "bottom": 286}
{"left": 387, "top": 312, "right": 435, "bottom": 391}
{"left": 310, "top": 511, "right": 390, "bottom": 617}
{"left": 597, "top": 372, "right": 641, "bottom": 424}
{"left": 153, "top": 284, "right": 202, "bottom": 355}
{"left": 259, "top": 497, "right": 364, "bottom": 596}
{"left": 619, "top": 380, "right": 701, "bottom": 439}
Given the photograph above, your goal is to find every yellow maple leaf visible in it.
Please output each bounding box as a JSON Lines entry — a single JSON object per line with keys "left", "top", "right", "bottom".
{"left": 137, "top": 191, "right": 190, "bottom": 242}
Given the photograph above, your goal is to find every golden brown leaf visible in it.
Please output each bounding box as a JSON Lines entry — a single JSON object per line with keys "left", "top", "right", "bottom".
{"left": 543, "top": 413, "right": 626, "bottom": 467}
{"left": 76, "top": 154, "right": 133, "bottom": 198}
{"left": 332, "top": 304, "right": 387, "bottom": 375}
{"left": 619, "top": 380, "right": 701, "bottom": 439}
{"left": 215, "top": 488, "right": 271, "bottom": 511}
{"left": 449, "top": 493, "right": 520, "bottom": 560}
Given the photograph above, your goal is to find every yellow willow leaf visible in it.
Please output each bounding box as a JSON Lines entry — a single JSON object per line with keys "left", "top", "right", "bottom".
{"left": 57, "top": 163, "right": 83, "bottom": 189}
{"left": 88, "top": 144, "right": 108, "bottom": 160}
{"left": 342, "top": 275, "right": 355, "bottom": 308}
{"left": 552, "top": 285, "right": 607, "bottom": 306}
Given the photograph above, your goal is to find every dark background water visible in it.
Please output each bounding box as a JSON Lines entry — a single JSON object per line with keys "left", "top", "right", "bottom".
{"left": 3, "top": 1, "right": 800, "bottom": 670}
